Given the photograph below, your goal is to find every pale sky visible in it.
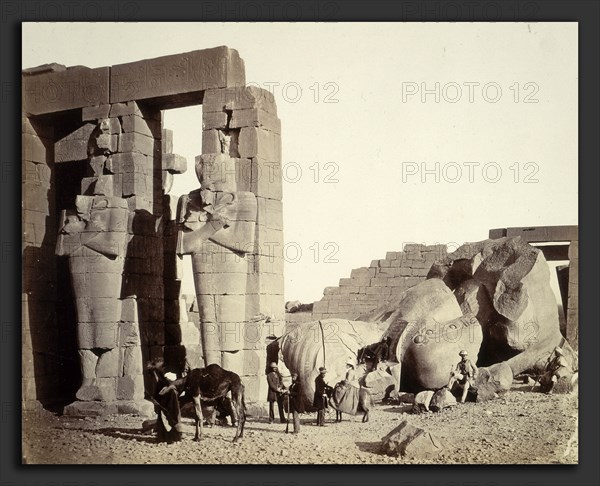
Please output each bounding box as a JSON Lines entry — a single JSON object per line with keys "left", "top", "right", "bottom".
{"left": 23, "top": 23, "right": 578, "bottom": 303}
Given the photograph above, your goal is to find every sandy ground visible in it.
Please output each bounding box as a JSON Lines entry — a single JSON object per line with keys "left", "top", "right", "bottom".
{"left": 22, "top": 383, "right": 577, "bottom": 465}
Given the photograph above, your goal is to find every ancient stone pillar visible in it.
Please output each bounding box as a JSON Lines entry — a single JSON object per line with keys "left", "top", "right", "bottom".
{"left": 55, "top": 102, "right": 161, "bottom": 416}
{"left": 178, "top": 86, "right": 284, "bottom": 405}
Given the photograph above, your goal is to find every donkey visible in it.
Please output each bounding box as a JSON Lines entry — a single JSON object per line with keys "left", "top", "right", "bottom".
{"left": 154, "top": 361, "right": 247, "bottom": 443}
{"left": 329, "top": 382, "right": 374, "bottom": 423}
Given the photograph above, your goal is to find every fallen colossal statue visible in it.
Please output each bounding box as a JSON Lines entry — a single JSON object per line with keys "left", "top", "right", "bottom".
{"left": 278, "top": 237, "right": 577, "bottom": 405}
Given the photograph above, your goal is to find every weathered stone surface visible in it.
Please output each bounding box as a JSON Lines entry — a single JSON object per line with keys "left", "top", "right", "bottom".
{"left": 118, "top": 132, "right": 155, "bottom": 156}
{"left": 120, "top": 298, "right": 138, "bottom": 323}
{"left": 222, "top": 350, "right": 244, "bottom": 374}
{"left": 195, "top": 153, "right": 243, "bottom": 191}
{"left": 107, "top": 152, "right": 152, "bottom": 175}
{"left": 121, "top": 114, "right": 157, "bottom": 138}
{"left": 122, "top": 171, "right": 153, "bottom": 197}
{"left": 162, "top": 128, "right": 173, "bottom": 154}
{"left": 82, "top": 104, "right": 111, "bottom": 121}
{"left": 23, "top": 183, "right": 52, "bottom": 214}
{"left": 202, "top": 129, "right": 221, "bottom": 153}
{"left": 203, "top": 86, "right": 276, "bottom": 114}
{"left": 193, "top": 272, "right": 248, "bottom": 295}
{"left": 77, "top": 321, "right": 120, "bottom": 349}
{"left": 414, "top": 390, "right": 435, "bottom": 411}
{"left": 429, "top": 388, "right": 457, "bottom": 412}
{"left": 23, "top": 133, "right": 51, "bottom": 163}
{"left": 403, "top": 314, "right": 482, "bottom": 390}
{"left": 110, "top": 47, "right": 245, "bottom": 103}
{"left": 214, "top": 294, "right": 248, "bottom": 323}
{"left": 117, "top": 400, "right": 154, "bottom": 416}
{"left": 22, "top": 63, "right": 66, "bottom": 75}
{"left": 256, "top": 197, "right": 283, "bottom": 230}
{"left": 116, "top": 375, "right": 144, "bottom": 400}
{"left": 202, "top": 111, "right": 228, "bottom": 130}
{"left": 431, "top": 237, "right": 574, "bottom": 376}
{"left": 127, "top": 195, "right": 153, "bottom": 213}
{"left": 22, "top": 114, "right": 54, "bottom": 140}
{"left": 162, "top": 153, "right": 187, "bottom": 173}
{"left": 23, "top": 66, "right": 110, "bottom": 116}
{"left": 23, "top": 161, "right": 52, "bottom": 186}
{"left": 119, "top": 322, "right": 140, "bottom": 347}
{"left": 63, "top": 401, "right": 119, "bottom": 417}
{"left": 54, "top": 123, "right": 95, "bottom": 162}
{"left": 362, "top": 368, "right": 396, "bottom": 400}
{"left": 238, "top": 127, "right": 281, "bottom": 162}
{"left": 359, "top": 279, "right": 463, "bottom": 390}
{"left": 76, "top": 378, "right": 117, "bottom": 401}
{"left": 252, "top": 158, "right": 282, "bottom": 199}
{"left": 473, "top": 362, "right": 513, "bottom": 401}
{"left": 381, "top": 421, "right": 445, "bottom": 458}
{"left": 95, "top": 348, "right": 121, "bottom": 378}
{"left": 230, "top": 108, "right": 281, "bottom": 133}
{"left": 162, "top": 171, "right": 174, "bottom": 194}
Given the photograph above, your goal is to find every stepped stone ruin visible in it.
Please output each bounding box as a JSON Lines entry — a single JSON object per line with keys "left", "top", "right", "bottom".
{"left": 312, "top": 244, "right": 447, "bottom": 320}
{"left": 23, "top": 47, "right": 284, "bottom": 415}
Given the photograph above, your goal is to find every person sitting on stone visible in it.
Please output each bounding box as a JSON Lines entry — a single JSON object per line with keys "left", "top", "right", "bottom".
{"left": 539, "top": 346, "right": 572, "bottom": 394}
{"left": 447, "top": 350, "right": 478, "bottom": 403}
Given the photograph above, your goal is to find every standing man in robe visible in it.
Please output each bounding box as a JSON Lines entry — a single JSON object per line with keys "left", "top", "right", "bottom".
{"left": 313, "top": 367, "right": 329, "bottom": 426}
{"left": 266, "top": 362, "right": 286, "bottom": 424}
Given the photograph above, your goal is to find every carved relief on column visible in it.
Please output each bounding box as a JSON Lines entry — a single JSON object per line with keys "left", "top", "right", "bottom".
{"left": 177, "top": 130, "right": 258, "bottom": 368}
{"left": 55, "top": 109, "right": 156, "bottom": 416}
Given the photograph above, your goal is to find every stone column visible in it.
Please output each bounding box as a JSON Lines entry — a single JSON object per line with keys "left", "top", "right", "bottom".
{"left": 55, "top": 101, "right": 161, "bottom": 416}
{"left": 188, "top": 86, "right": 285, "bottom": 405}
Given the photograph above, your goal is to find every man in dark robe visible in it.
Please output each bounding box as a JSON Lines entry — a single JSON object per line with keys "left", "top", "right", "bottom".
{"left": 147, "top": 358, "right": 183, "bottom": 443}
{"left": 313, "top": 367, "right": 329, "bottom": 426}
{"left": 287, "top": 372, "right": 305, "bottom": 434}
{"left": 266, "top": 362, "right": 286, "bottom": 424}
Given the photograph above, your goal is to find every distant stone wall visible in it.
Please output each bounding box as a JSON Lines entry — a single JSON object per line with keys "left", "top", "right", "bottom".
{"left": 312, "top": 244, "right": 447, "bottom": 320}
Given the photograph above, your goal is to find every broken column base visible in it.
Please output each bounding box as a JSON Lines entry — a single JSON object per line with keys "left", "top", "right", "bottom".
{"left": 63, "top": 399, "right": 154, "bottom": 417}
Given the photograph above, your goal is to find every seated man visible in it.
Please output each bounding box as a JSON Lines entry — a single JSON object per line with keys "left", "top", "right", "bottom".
{"left": 146, "top": 359, "right": 183, "bottom": 443}
{"left": 539, "top": 346, "right": 572, "bottom": 394}
{"left": 447, "top": 350, "right": 478, "bottom": 403}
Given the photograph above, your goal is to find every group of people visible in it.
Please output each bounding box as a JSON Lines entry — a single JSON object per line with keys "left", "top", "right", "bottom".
{"left": 266, "top": 359, "right": 360, "bottom": 432}
{"left": 265, "top": 345, "right": 571, "bottom": 435}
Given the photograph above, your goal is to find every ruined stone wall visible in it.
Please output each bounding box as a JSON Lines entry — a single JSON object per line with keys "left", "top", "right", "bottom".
{"left": 312, "top": 244, "right": 447, "bottom": 321}
{"left": 22, "top": 115, "right": 62, "bottom": 410}
{"left": 21, "top": 47, "right": 281, "bottom": 414}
